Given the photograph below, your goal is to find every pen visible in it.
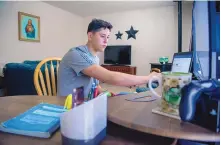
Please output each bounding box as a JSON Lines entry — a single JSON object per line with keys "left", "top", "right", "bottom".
{"left": 93, "top": 79, "right": 99, "bottom": 98}
{"left": 91, "top": 83, "right": 95, "bottom": 99}
{"left": 88, "top": 83, "right": 95, "bottom": 100}
{"left": 64, "top": 94, "right": 72, "bottom": 110}
{"left": 88, "top": 90, "right": 92, "bottom": 101}
{"left": 94, "top": 86, "right": 98, "bottom": 98}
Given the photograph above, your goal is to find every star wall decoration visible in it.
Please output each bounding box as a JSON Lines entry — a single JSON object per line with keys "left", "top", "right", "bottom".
{"left": 115, "top": 31, "right": 123, "bottom": 39}
{"left": 125, "top": 26, "right": 139, "bottom": 40}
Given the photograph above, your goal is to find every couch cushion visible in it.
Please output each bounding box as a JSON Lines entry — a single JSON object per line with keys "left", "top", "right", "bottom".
{"left": 23, "top": 60, "right": 41, "bottom": 65}
{"left": 4, "top": 62, "right": 58, "bottom": 96}
{"left": 24, "top": 60, "right": 58, "bottom": 66}
{"left": 4, "top": 63, "right": 37, "bottom": 95}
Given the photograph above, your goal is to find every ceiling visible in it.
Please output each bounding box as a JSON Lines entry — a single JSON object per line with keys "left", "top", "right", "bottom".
{"left": 43, "top": 1, "right": 177, "bottom": 17}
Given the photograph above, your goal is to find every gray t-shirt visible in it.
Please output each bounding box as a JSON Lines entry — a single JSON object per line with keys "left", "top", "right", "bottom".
{"left": 57, "top": 45, "right": 99, "bottom": 97}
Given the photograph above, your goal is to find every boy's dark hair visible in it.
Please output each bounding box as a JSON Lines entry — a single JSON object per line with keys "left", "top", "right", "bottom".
{"left": 87, "top": 18, "right": 113, "bottom": 33}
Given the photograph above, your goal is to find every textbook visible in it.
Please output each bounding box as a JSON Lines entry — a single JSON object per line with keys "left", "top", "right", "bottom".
{"left": 0, "top": 102, "right": 67, "bottom": 138}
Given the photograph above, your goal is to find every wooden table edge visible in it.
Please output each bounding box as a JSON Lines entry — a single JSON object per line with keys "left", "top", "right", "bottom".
{"left": 108, "top": 113, "right": 220, "bottom": 142}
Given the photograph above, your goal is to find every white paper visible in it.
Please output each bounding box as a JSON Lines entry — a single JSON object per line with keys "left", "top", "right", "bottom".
{"left": 60, "top": 92, "right": 108, "bottom": 140}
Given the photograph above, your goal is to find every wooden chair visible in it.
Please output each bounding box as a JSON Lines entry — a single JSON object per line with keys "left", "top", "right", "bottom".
{"left": 34, "top": 57, "right": 61, "bottom": 96}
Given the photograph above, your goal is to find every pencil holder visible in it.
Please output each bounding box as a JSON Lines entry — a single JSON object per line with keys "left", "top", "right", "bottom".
{"left": 60, "top": 92, "right": 108, "bottom": 145}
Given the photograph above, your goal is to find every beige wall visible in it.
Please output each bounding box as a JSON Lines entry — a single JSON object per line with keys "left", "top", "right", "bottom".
{"left": 0, "top": 1, "right": 193, "bottom": 76}
{"left": 0, "top": 1, "right": 84, "bottom": 63}
{"left": 83, "top": 6, "right": 178, "bottom": 75}
{"left": 182, "top": 2, "right": 193, "bottom": 52}
{"left": 83, "top": 3, "right": 193, "bottom": 75}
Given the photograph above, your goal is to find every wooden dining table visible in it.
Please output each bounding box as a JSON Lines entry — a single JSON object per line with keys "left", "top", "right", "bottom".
{"left": 107, "top": 90, "right": 220, "bottom": 144}
{"left": 0, "top": 89, "right": 219, "bottom": 145}
{"left": 0, "top": 94, "right": 174, "bottom": 145}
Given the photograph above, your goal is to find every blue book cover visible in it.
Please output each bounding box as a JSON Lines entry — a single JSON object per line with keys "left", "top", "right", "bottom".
{"left": 0, "top": 102, "right": 67, "bottom": 138}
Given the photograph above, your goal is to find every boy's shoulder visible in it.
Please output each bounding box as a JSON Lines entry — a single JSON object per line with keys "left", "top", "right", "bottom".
{"left": 68, "top": 45, "right": 89, "bottom": 55}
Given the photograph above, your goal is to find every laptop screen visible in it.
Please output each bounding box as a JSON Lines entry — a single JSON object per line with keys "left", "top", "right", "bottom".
{"left": 171, "top": 52, "right": 193, "bottom": 73}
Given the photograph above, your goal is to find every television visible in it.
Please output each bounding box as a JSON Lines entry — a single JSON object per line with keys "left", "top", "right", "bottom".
{"left": 104, "top": 45, "right": 131, "bottom": 65}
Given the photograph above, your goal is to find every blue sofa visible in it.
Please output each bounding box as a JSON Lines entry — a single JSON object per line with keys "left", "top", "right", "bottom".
{"left": 3, "top": 60, "right": 58, "bottom": 96}
{"left": 3, "top": 61, "right": 40, "bottom": 96}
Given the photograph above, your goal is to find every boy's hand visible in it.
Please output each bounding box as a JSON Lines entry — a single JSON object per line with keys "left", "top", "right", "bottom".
{"left": 148, "top": 72, "right": 162, "bottom": 80}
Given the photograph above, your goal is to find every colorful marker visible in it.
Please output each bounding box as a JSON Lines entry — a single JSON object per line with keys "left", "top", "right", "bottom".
{"left": 94, "top": 86, "right": 98, "bottom": 98}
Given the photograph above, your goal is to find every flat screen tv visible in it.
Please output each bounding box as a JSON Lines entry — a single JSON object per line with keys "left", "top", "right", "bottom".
{"left": 104, "top": 45, "right": 131, "bottom": 65}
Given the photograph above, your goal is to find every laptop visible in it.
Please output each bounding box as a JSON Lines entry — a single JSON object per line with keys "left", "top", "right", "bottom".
{"left": 171, "top": 52, "right": 193, "bottom": 73}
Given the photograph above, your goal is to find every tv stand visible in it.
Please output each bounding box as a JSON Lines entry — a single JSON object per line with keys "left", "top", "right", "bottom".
{"left": 108, "top": 64, "right": 128, "bottom": 66}
{"left": 101, "top": 64, "right": 136, "bottom": 75}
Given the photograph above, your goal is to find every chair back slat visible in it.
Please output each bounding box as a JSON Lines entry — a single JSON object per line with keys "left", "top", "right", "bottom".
{"left": 56, "top": 60, "right": 59, "bottom": 77}
{"left": 45, "top": 63, "right": 52, "bottom": 96}
{"left": 34, "top": 57, "right": 61, "bottom": 96}
{"left": 39, "top": 70, "right": 47, "bottom": 95}
{"left": 50, "top": 61, "right": 56, "bottom": 96}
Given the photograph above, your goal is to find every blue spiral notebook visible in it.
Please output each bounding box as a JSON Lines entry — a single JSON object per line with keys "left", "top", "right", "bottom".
{"left": 0, "top": 102, "right": 67, "bottom": 138}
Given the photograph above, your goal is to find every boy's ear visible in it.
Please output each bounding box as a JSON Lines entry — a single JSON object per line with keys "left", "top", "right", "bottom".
{"left": 88, "top": 32, "right": 93, "bottom": 40}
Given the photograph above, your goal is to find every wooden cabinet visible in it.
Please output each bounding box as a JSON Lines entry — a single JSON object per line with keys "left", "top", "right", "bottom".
{"left": 101, "top": 65, "right": 136, "bottom": 75}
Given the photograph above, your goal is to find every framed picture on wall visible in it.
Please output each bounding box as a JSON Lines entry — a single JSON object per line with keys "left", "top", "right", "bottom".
{"left": 18, "top": 12, "right": 40, "bottom": 42}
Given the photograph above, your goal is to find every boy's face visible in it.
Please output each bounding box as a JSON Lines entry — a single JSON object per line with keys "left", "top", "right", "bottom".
{"left": 88, "top": 28, "right": 110, "bottom": 52}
